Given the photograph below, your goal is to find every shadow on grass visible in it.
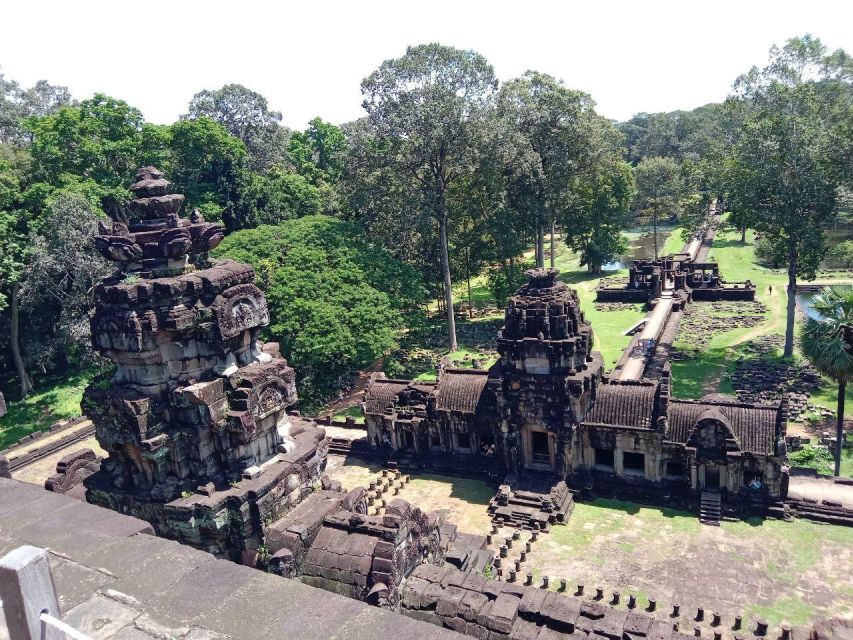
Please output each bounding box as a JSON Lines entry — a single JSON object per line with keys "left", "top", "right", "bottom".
{"left": 411, "top": 473, "right": 495, "bottom": 505}
{"left": 584, "top": 497, "right": 692, "bottom": 520}
{"left": 712, "top": 238, "right": 751, "bottom": 249}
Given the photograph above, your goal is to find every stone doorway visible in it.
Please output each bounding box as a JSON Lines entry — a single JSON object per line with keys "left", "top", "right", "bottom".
{"left": 704, "top": 466, "right": 721, "bottom": 492}
{"left": 522, "top": 426, "right": 554, "bottom": 470}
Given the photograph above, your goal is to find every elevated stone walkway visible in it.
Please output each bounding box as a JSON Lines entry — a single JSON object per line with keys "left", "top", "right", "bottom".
{"left": 0, "top": 478, "right": 460, "bottom": 640}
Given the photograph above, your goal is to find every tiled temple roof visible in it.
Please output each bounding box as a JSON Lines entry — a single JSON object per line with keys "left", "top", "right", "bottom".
{"left": 667, "top": 399, "right": 779, "bottom": 454}
{"left": 364, "top": 379, "right": 410, "bottom": 414}
{"left": 435, "top": 369, "right": 491, "bottom": 414}
{"left": 583, "top": 382, "right": 657, "bottom": 429}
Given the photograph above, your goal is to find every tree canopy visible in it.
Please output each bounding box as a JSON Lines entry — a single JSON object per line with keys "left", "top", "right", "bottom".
{"left": 212, "top": 215, "right": 427, "bottom": 408}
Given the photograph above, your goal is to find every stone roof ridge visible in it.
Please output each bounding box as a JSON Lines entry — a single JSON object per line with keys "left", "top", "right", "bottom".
{"left": 671, "top": 397, "right": 780, "bottom": 411}
{"left": 441, "top": 366, "right": 491, "bottom": 376}
{"left": 606, "top": 378, "right": 657, "bottom": 387}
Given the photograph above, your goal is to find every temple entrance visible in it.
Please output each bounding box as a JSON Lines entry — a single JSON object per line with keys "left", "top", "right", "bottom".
{"left": 398, "top": 430, "right": 414, "bottom": 451}
{"left": 522, "top": 426, "right": 554, "bottom": 469}
{"left": 704, "top": 466, "right": 720, "bottom": 492}
{"left": 531, "top": 432, "right": 550, "bottom": 465}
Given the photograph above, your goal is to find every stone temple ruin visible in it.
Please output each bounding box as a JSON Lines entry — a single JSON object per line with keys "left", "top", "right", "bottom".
{"left": 28, "top": 172, "right": 849, "bottom": 640}
{"left": 48, "top": 167, "right": 471, "bottom": 609}
{"left": 366, "top": 266, "right": 787, "bottom": 523}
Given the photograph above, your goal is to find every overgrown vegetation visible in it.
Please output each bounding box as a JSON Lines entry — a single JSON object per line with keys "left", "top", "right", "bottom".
{"left": 213, "top": 215, "right": 427, "bottom": 410}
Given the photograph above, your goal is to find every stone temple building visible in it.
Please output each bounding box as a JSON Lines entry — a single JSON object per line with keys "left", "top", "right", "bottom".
{"left": 52, "top": 168, "right": 466, "bottom": 603}
{"left": 365, "top": 268, "right": 787, "bottom": 513}
{"left": 79, "top": 166, "right": 331, "bottom": 560}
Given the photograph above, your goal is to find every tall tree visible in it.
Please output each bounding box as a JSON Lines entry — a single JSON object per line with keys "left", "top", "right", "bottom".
{"left": 168, "top": 116, "right": 246, "bottom": 224}
{"left": 0, "top": 69, "right": 72, "bottom": 145}
{"left": 498, "top": 71, "right": 598, "bottom": 269}
{"left": 564, "top": 158, "right": 635, "bottom": 273}
{"left": 724, "top": 36, "right": 852, "bottom": 357}
{"left": 185, "top": 84, "right": 288, "bottom": 171}
{"left": 23, "top": 93, "right": 169, "bottom": 218}
{"left": 0, "top": 155, "right": 32, "bottom": 396}
{"left": 361, "top": 43, "right": 497, "bottom": 351}
{"left": 633, "top": 156, "right": 684, "bottom": 259}
{"left": 23, "top": 193, "right": 111, "bottom": 371}
{"left": 800, "top": 285, "right": 853, "bottom": 476}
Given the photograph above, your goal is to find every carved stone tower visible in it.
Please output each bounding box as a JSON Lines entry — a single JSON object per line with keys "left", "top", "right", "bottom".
{"left": 492, "top": 268, "right": 603, "bottom": 477}
{"left": 83, "top": 167, "right": 327, "bottom": 560}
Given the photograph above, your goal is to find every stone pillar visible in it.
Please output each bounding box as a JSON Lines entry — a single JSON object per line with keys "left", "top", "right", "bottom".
{"left": 614, "top": 448, "right": 624, "bottom": 476}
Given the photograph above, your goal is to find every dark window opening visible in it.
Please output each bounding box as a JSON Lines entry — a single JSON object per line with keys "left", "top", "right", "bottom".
{"left": 531, "top": 431, "right": 550, "bottom": 464}
{"left": 623, "top": 452, "right": 645, "bottom": 472}
{"left": 399, "top": 430, "right": 413, "bottom": 451}
{"left": 430, "top": 432, "right": 441, "bottom": 448}
{"left": 594, "top": 447, "right": 614, "bottom": 468}
{"left": 665, "top": 462, "right": 686, "bottom": 477}
{"left": 456, "top": 432, "right": 471, "bottom": 450}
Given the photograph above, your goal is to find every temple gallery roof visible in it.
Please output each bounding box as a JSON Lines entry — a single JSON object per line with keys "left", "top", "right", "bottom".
{"left": 435, "top": 368, "right": 491, "bottom": 414}
{"left": 583, "top": 382, "right": 657, "bottom": 429}
{"left": 666, "top": 399, "right": 779, "bottom": 455}
{"left": 364, "top": 379, "right": 411, "bottom": 414}
{"left": 581, "top": 381, "right": 780, "bottom": 455}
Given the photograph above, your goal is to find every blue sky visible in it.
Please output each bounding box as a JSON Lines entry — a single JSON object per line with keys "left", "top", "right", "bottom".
{"left": 2, "top": 0, "right": 851, "bottom": 128}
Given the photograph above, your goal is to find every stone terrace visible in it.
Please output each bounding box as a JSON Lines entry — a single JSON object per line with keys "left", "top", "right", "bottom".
{"left": 0, "top": 478, "right": 460, "bottom": 640}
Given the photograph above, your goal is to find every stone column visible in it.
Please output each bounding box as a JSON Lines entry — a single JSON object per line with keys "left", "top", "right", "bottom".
{"left": 614, "top": 448, "right": 624, "bottom": 476}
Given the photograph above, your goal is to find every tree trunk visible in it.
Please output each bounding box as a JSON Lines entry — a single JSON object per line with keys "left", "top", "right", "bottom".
{"left": 653, "top": 209, "right": 659, "bottom": 260}
{"left": 466, "top": 247, "right": 473, "bottom": 319}
{"left": 10, "top": 282, "right": 34, "bottom": 398}
{"left": 549, "top": 218, "right": 556, "bottom": 269}
{"left": 536, "top": 224, "right": 545, "bottom": 268}
{"left": 740, "top": 227, "right": 746, "bottom": 243}
{"left": 835, "top": 379, "right": 846, "bottom": 477}
{"left": 784, "top": 252, "right": 797, "bottom": 358}
{"left": 439, "top": 214, "right": 458, "bottom": 352}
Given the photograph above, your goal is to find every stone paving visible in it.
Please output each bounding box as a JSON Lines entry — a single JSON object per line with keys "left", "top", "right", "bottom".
{"left": 0, "top": 478, "right": 459, "bottom": 640}
{"left": 324, "top": 457, "right": 853, "bottom": 634}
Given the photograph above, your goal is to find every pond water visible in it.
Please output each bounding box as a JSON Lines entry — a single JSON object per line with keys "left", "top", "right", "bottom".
{"left": 602, "top": 224, "right": 677, "bottom": 271}
{"left": 797, "top": 293, "right": 824, "bottom": 320}
{"left": 825, "top": 222, "right": 853, "bottom": 247}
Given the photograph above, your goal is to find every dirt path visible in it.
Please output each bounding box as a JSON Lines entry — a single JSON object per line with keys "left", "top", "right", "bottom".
{"left": 317, "top": 359, "right": 383, "bottom": 416}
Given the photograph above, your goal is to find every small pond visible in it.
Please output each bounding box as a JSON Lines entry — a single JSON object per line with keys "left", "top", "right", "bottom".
{"left": 602, "top": 224, "right": 678, "bottom": 271}
{"left": 797, "top": 293, "right": 824, "bottom": 320}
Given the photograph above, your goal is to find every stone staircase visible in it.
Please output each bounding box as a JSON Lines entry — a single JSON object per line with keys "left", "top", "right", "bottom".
{"left": 699, "top": 490, "right": 721, "bottom": 526}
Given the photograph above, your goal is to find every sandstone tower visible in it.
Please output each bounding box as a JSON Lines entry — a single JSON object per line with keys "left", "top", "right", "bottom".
{"left": 493, "top": 268, "right": 603, "bottom": 477}
{"left": 82, "top": 167, "right": 327, "bottom": 560}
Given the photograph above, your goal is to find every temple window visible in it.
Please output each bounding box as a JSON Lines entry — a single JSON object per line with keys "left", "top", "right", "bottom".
{"left": 455, "top": 432, "right": 471, "bottom": 451}
{"left": 623, "top": 452, "right": 645, "bottom": 475}
{"left": 430, "top": 431, "right": 441, "bottom": 448}
{"left": 594, "top": 447, "right": 614, "bottom": 469}
{"left": 665, "top": 462, "right": 686, "bottom": 478}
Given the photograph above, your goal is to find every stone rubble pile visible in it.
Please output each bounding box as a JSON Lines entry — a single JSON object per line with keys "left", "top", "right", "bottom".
{"left": 674, "top": 301, "right": 767, "bottom": 355}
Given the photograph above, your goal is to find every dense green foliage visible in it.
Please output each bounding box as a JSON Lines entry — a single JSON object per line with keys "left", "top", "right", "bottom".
{"left": 0, "top": 34, "right": 851, "bottom": 432}
{"left": 213, "top": 215, "right": 427, "bottom": 408}
{"left": 800, "top": 286, "right": 853, "bottom": 475}
{"left": 723, "top": 36, "right": 853, "bottom": 357}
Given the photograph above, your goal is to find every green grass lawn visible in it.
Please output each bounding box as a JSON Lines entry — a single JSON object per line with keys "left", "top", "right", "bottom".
{"left": 670, "top": 224, "right": 853, "bottom": 419}
{"left": 331, "top": 404, "right": 365, "bottom": 423}
{"left": 0, "top": 367, "right": 99, "bottom": 449}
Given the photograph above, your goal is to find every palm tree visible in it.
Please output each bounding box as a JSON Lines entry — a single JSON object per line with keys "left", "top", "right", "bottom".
{"left": 800, "top": 285, "right": 853, "bottom": 476}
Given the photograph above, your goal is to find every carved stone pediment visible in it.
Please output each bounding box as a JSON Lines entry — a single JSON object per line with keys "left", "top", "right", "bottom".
{"left": 213, "top": 284, "right": 270, "bottom": 338}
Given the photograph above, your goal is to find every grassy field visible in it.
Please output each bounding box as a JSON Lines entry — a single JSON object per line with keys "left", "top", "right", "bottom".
{"left": 670, "top": 225, "right": 853, "bottom": 419}
{"left": 0, "top": 367, "right": 99, "bottom": 449}
{"left": 522, "top": 497, "right": 853, "bottom": 629}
